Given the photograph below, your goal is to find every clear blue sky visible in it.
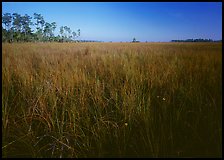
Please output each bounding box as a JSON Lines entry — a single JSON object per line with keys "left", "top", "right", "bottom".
{"left": 2, "top": 2, "right": 222, "bottom": 42}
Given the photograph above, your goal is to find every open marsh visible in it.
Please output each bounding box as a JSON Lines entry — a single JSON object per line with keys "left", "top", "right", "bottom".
{"left": 2, "top": 42, "right": 222, "bottom": 157}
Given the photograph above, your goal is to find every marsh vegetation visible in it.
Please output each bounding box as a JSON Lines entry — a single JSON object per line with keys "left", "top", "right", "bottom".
{"left": 2, "top": 42, "right": 222, "bottom": 158}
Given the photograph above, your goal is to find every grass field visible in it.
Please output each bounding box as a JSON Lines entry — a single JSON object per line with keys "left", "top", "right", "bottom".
{"left": 2, "top": 42, "right": 222, "bottom": 158}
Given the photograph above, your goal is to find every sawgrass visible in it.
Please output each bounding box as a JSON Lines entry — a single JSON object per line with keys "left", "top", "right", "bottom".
{"left": 2, "top": 42, "right": 222, "bottom": 158}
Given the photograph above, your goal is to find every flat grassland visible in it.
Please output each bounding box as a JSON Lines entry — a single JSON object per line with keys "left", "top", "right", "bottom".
{"left": 2, "top": 42, "right": 222, "bottom": 158}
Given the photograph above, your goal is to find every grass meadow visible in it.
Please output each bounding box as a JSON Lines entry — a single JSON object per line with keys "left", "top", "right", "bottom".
{"left": 2, "top": 42, "right": 222, "bottom": 158}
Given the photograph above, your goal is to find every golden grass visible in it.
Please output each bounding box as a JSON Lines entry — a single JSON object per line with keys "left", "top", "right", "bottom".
{"left": 2, "top": 42, "right": 222, "bottom": 157}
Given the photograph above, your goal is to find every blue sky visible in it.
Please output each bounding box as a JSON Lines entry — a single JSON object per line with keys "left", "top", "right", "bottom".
{"left": 2, "top": 2, "right": 222, "bottom": 42}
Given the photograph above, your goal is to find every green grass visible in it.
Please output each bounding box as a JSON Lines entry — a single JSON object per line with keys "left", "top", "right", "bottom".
{"left": 2, "top": 42, "right": 222, "bottom": 158}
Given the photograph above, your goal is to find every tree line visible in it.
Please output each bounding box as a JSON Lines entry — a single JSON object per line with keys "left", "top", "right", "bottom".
{"left": 2, "top": 12, "right": 80, "bottom": 43}
{"left": 171, "top": 38, "right": 221, "bottom": 42}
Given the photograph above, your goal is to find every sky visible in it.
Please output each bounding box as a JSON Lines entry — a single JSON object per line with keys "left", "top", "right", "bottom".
{"left": 2, "top": 2, "right": 222, "bottom": 42}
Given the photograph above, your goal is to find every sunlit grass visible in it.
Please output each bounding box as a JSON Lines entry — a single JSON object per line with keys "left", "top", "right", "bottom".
{"left": 2, "top": 42, "right": 222, "bottom": 158}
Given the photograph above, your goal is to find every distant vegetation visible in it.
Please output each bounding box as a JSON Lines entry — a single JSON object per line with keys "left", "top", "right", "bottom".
{"left": 79, "top": 40, "right": 103, "bottom": 43}
{"left": 132, "top": 37, "right": 140, "bottom": 43}
{"left": 171, "top": 38, "right": 222, "bottom": 42}
{"left": 2, "top": 42, "right": 222, "bottom": 158}
{"left": 2, "top": 12, "right": 80, "bottom": 43}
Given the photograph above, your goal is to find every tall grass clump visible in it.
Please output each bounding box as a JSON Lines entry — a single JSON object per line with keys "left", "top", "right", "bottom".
{"left": 2, "top": 42, "right": 222, "bottom": 157}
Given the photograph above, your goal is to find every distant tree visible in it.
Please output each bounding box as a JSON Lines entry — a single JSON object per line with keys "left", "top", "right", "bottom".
{"left": 63, "top": 26, "right": 71, "bottom": 41}
{"left": 21, "top": 14, "right": 33, "bottom": 41}
{"left": 33, "top": 13, "right": 45, "bottom": 30}
{"left": 132, "top": 37, "right": 136, "bottom": 42}
{"left": 50, "top": 22, "right": 57, "bottom": 41}
{"left": 51, "top": 22, "right": 57, "bottom": 34}
{"left": 43, "top": 22, "right": 56, "bottom": 41}
{"left": 72, "top": 29, "right": 81, "bottom": 41}
{"left": 12, "top": 13, "right": 23, "bottom": 41}
{"left": 12, "top": 13, "right": 22, "bottom": 32}
{"left": 59, "top": 26, "right": 64, "bottom": 35}
{"left": 77, "top": 29, "right": 80, "bottom": 37}
{"left": 72, "top": 31, "right": 76, "bottom": 40}
{"left": 33, "top": 13, "right": 45, "bottom": 41}
{"left": 2, "top": 13, "right": 12, "bottom": 31}
{"left": 2, "top": 13, "right": 13, "bottom": 42}
{"left": 67, "top": 26, "right": 72, "bottom": 41}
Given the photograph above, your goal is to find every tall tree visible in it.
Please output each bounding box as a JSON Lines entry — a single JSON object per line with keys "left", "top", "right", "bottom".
{"left": 2, "top": 13, "right": 13, "bottom": 42}
{"left": 72, "top": 29, "right": 81, "bottom": 40}
{"left": 63, "top": 26, "right": 71, "bottom": 41}
{"left": 12, "top": 13, "right": 22, "bottom": 32}
{"left": 63, "top": 26, "right": 67, "bottom": 41}
{"left": 72, "top": 29, "right": 81, "bottom": 41}
{"left": 60, "top": 26, "right": 64, "bottom": 37}
{"left": 21, "top": 14, "right": 33, "bottom": 41}
{"left": 72, "top": 31, "right": 77, "bottom": 40}
{"left": 33, "top": 13, "right": 45, "bottom": 31}
{"left": 132, "top": 37, "right": 136, "bottom": 42}
{"left": 43, "top": 22, "right": 57, "bottom": 41}
{"left": 77, "top": 29, "right": 80, "bottom": 37}
{"left": 59, "top": 26, "right": 64, "bottom": 42}
{"left": 43, "top": 22, "right": 52, "bottom": 41}
{"left": 12, "top": 13, "right": 23, "bottom": 41}
{"left": 33, "top": 13, "right": 45, "bottom": 41}
{"left": 50, "top": 22, "right": 57, "bottom": 37}
{"left": 2, "top": 13, "right": 12, "bottom": 31}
